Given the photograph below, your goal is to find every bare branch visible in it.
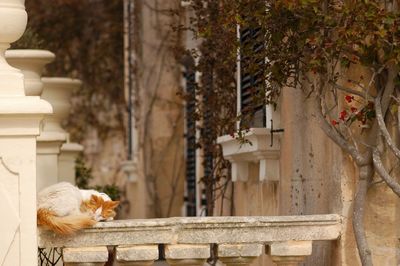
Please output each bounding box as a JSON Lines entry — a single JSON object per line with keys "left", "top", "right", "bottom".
{"left": 353, "top": 165, "right": 374, "bottom": 266}
{"left": 375, "top": 93, "right": 400, "bottom": 158}
{"left": 372, "top": 148, "right": 400, "bottom": 197}
{"left": 374, "top": 66, "right": 399, "bottom": 159}
{"left": 329, "top": 82, "right": 371, "bottom": 100}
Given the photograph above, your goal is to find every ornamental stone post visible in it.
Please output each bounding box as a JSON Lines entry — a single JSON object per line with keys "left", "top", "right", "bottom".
{"left": 0, "top": 1, "right": 53, "bottom": 265}
{"left": 267, "top": 241, "right": 313, "bottom": 266}
{"left": 218, "top": 244, "right": 263, "bottom": 266}
{"left": 115, "top": 245, "right": 159, "bottom": 265}
{"left": 37, "top": 77, "right": 81, "bottom": 191}
{"left": 165, "top": 244, "right": 210, "bottom": 266}
{"left": 59, "top": 138, "right": 83, "bottom": 184}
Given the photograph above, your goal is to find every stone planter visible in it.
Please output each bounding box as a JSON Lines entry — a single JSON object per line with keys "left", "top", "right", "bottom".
{"left": 6, "top": 49, "right": 55, "bottom": 96}
{"left": 41, "top": 77, "right": 82, "bottom": 134}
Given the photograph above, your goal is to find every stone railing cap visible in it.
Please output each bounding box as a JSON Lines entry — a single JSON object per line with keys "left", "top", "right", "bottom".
{"left": 39, "top": 214, "right": 343, "bottom": 248}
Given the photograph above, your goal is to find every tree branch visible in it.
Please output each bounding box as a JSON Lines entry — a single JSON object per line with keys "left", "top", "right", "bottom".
{"left": 312, "top": 96, "right": 367, "bottom": 165}
{"left": 330, "top": 82, "right": 372, "bottom": 100}
{"left": 353, "top": 165, "right": 373, "bottom": 266}
{"left": 372, "top": 148, "right": 400, "bottom": 197}
{"left": 374, "top": 75, "right": 400, "bottom": 159}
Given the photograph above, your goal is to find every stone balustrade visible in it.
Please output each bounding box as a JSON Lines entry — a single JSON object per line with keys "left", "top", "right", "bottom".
{"left": 38, "top": 214, "right": 342, "bottom": 265}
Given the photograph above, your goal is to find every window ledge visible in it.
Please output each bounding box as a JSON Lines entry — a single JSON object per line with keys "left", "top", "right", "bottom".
{"left": 217, "top": 128, "right": 281, "bottom": 182}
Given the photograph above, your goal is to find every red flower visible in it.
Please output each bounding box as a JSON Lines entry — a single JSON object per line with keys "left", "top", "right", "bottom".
{"left": 331, "top": 120, "right": 339, "bottom": 126}
{"left": 350, "top": 107, "right": 357, "bottom": 113}
{"left": 345, "top": 95, "right": 354, "bottom": 103}
{"left": 339, "top": 110, "right": 347, "bottom": 121}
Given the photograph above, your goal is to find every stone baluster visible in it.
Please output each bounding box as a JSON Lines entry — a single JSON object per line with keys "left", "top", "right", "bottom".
{"left": 218, "top": 244, "right": 263, "bottom": 266}
{"left": 267, "top": 241, "right": 312, "bottom": 266}
{"left": 37, "top": 77, "right": 81, "bottom": 191}
{"left": 63, "top": 247, "right": 109, "bottom": 266}
{"left": 165, "top": 244, "right": 210, "bottom": 266}
{"left": 0, "top": 1, "right": 53, "bottom": 265}
{"left": 115, "top": 245, "right": 159, "bottom": 265}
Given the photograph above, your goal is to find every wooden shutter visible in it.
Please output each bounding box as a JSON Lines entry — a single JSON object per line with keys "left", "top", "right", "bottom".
{"left": 184, "top": 57, "right": 197, "bottom": 217}
{"left": 239, "top": 24, "right": 266, "bottom": 128}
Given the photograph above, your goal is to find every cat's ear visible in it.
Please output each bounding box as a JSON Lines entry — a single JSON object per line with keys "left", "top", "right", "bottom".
{"left": 90, "top": 195, "right": 102, "bottom": 205}
{"left": 108, "top": 200, "right": 120, "bottom": 209}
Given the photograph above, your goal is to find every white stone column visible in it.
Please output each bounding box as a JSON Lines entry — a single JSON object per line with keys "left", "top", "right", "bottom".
{"left": 0, "top": 1, "right": 53, "bottom": 265}
{"left": 267, "top": 241, "right": 312, "bottom": 266}
{"left": 63, "top": 247, "right": 109, "bottom": 266}
{"left": 165, "top": 244, "right": 210, "bottom": 266}
{"left": 116, "top": 245, "right": 159, "bottom": 265}
{"left": 218, "top": 244, "right": 263, "bottom": 266}
{"left": 59, "top": 136, "right": 83, "bottom": 184}
{"left": 37, "top": 77, "right": 81, "bottom": 191}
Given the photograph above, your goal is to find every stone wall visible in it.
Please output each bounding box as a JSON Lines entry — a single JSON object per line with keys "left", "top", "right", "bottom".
{"left": 124, "top": 0, "right": 185, "bottom": 219}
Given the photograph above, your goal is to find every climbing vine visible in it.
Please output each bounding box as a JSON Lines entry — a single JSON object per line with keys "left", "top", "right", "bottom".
{"left": 14, "top": 0, "right": 125, "bottom": 141}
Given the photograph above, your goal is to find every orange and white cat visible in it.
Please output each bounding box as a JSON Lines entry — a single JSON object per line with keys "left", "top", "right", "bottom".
{"left": 37, "top": 182, "right": 119, "bottom": 235}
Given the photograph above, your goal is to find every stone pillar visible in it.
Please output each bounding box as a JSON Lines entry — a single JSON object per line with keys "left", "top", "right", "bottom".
{"left": 165, "top": 244, "right": 210, "bottom": 266}
{"left": 63, "top": 247, "right": 109, "bottom": 266}
{"left": 37, "top": 77, "right": 81, "bottom": 191}
{"left": 267, "top": 241, "right": 312, "bottom": 266}
{"left": 115, "top": 245, "right": 159, "bottom": 265}
{"left": 0, "top": 1, "right": 53, "bottom": 265}
{"left": 218, "top": 244, "right": 263, "bottom": 266}
{"left": 59, "top": 138, "right": 83, "bottom": 184}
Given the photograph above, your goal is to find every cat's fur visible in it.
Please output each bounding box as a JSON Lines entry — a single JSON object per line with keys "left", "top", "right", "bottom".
{"left": 37, "top": 182, "right": 119, "bottom": 235}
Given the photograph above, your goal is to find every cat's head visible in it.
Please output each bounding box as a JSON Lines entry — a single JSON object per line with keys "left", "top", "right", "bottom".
{"left": 84, "top": 194, "right": 119, "bottom": 221}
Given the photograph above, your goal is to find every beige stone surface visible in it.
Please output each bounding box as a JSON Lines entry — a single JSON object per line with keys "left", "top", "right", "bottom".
{"left": 268, "top": 241, "right": 312, "bottom": 257}
{"left": 218, "top": 244, "right": 263, "bottom": 258}
{"left": 116, "top": 245, "right": 159, "bottom": 261}
{"left": 165, "top": 244, "right": 210, "bottom": 259}
{"left": 63, "top": 247, "right": 109, "bottom": 263}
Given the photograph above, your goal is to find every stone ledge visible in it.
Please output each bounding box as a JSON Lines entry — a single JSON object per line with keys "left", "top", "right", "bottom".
{"left": 217, "top": 128, "right": 281, "bottom": 182}
{"left": 38, "top": 214, "right": 342, "bottom": 248}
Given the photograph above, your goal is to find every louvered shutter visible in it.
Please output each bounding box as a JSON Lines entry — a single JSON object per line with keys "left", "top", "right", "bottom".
{"left": 239, "top": 25, "right": 266, "bottom": 128}
{"left": 184, "top": 58, "right": 197, "bottom": 217}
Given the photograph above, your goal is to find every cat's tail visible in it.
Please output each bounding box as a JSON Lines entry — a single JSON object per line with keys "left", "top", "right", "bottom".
{"left": 37, "top": 208, "right": 96, "bottom": 235}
